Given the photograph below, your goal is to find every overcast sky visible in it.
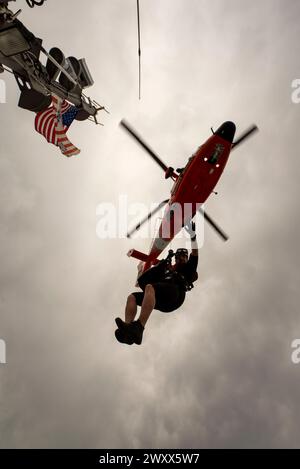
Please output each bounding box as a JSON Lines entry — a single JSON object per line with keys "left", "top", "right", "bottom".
{"left": 0, "top": 0, "right": 300, "bottom": 449}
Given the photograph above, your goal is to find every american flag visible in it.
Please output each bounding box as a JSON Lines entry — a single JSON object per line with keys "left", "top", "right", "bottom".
{"left": 35, "top": 95, "right": 81, "bottom": 157}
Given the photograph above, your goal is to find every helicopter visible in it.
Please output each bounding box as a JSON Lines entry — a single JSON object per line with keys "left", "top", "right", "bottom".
{"left": 120, "top": 119, "right": 258, "bottom": 274}
{"left": 0, "top": 0, "right": 106, "bottom": 125}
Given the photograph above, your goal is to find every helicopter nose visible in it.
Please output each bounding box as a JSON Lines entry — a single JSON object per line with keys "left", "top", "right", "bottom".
{"left": 215, "top": 121, "right": 236, "bottom": 143}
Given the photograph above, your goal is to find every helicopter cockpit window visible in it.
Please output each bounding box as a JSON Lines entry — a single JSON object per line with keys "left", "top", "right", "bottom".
{"left": 208, "top": 143, "right": 224, "bottom": 164}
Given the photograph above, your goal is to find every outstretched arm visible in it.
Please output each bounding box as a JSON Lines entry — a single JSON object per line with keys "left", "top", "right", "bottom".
{"left": 185, "top": 220, "right": 198, "bottom": 257}
{"left": 191, "top": 237, "right": 198, "bottom": 257}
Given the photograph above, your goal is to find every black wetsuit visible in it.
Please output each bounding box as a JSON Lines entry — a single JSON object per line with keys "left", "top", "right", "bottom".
{"left": 132, "top": 255, "right": 198, "bottom": 313}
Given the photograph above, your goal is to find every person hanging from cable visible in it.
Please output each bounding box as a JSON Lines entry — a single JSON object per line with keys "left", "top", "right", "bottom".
{"left": 115, "top": 220, "right": 199, "bottom": 346}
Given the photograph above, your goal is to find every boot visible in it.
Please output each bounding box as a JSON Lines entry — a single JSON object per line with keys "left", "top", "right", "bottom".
{"left": 127, "top": 320, "right": 144, "bottom": 345}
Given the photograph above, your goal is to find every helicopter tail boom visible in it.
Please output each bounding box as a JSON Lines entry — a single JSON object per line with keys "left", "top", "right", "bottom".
{"left": 127, "top": 248, "right": 160, "bottom": 265}
{"left": 127, "top": 249, "right": 149, "bottom": 263}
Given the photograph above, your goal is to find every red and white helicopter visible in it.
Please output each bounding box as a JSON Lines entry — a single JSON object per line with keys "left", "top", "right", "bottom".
{"left": 120, "top": 119, "right": 258, "bottom": 273}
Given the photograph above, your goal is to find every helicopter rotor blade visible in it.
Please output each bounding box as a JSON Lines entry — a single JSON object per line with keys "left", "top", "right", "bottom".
{"left": 198, "top": 207, "right": 229, "bottom": 241}
{"left": 120, "top": 119, "right": 169, "bottom": 172}
{"left": 127, "top": 199, "right": 169, "bottom": 238}
{"left": 231, "top": 125, "right": 258, "bottom": 150}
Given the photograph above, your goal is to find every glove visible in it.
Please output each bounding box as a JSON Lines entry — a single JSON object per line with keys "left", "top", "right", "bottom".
{"left": 157, "top": 249, "right": 175, "bottom": 268}
{"left": 165, "top": 249, "right": 175, "bottom": 264}
{"left": 185, "top": 220, "right": 196, "bottom": 241}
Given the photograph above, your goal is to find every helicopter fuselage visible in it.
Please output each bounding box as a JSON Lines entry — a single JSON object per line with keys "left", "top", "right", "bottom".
{"left": 145, "top": 122, "right": 236, "bottom": 269}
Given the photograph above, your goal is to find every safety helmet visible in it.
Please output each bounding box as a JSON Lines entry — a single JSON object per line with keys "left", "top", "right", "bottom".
{"left": 175, "top": 248, "right": 188, "bottom": 258}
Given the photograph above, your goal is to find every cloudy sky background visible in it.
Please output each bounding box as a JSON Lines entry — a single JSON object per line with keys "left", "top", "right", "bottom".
{"left": 0, "top": 0, "right": 300, "bottom": 448}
